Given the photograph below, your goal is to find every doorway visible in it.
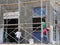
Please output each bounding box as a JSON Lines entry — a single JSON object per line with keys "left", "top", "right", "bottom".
{"left": 4, "top": 19, "right": 18, "bottom": 43}
{"left": 32, "top": 17, "right": 45, "bottom": 43}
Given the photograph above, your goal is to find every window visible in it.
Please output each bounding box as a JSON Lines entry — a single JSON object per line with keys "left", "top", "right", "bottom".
{"left": 32, "top": 7, "right": 46, "bottom": 31}
{"left": 32, "top": 7, "right": 46, "bottom": 17}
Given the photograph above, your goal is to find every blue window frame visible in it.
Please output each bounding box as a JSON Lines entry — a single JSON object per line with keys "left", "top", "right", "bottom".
{"left": 33, "top": 7, "right": 46, "bottom": 17}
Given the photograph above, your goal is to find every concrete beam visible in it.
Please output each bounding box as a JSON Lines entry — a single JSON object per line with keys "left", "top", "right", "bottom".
{"left": 0, "top": 0, "right": 48, "bottom": 6}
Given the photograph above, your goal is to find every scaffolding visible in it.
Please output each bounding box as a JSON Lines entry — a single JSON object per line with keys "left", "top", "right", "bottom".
{"left": 0, "top": 0, "right": 60, "bottom": 45}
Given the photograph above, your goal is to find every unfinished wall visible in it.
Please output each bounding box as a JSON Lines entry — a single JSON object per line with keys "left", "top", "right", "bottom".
{"left": 20, "top": 4, "right": 33, "bottom": 41}
{"left": 0, "top": 0, "right": 57, "bottom": 43}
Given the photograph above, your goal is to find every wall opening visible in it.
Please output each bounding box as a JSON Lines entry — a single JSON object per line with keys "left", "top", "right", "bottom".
{"left": 4, "top": 19, "right": 18, "bottom": 43}
{"left": 32, "top": 17, "right": 45, "bottom": 31}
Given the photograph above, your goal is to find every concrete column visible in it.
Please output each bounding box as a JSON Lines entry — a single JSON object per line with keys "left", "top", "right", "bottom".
{"left": 0, "top": 5, "right": 4, "bottom": 43}
{"left": 0, "top": 28, "right": 4, "bottom": 43}
{"left": 50, "top": 25, "right": 54, "bottom": 43}
{"left": 56, "top": 16, "right": 60, "bottom": 45}
{"left": 56, "top": 27, "right": 59, "bottom": 45}
{"left": 49, "top": 5, "right": 54, "bottom": 43}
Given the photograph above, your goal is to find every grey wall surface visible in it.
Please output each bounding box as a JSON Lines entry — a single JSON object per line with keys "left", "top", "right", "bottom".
{"left": 20, "top": 4, "right": 33, "bottom": 40}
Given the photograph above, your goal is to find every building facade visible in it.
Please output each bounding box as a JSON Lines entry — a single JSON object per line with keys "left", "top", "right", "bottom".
{"left": 0, "top": 0, "right": 60, "bottom": 44}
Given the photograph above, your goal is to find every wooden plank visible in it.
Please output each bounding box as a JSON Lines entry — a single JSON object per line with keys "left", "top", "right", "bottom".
{"left": 55, "top": 24, "right": 60, "bottom": 27}
{"left": 55, "top": 2, "right": 60, "bottom": 6}
{"left": 0, "top": 22, "right": 50, "bottom": 27}
{"left": 0, "top": 44, "right": 50, "bottom": 45}
{"left": 0, "top": 0, "right": 48, "bottom": 6}
{"left": 0, "top": 3, "right": 17, "bottom": 6}
{"left": 3, "top": 10, "right": 17, "bottom": 12}
{"left": 23, "top": 0, "right": 48, "bottom": 4}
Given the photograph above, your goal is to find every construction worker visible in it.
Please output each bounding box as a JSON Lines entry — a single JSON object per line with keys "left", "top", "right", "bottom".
{"left": 43, "top": 27, "right": 50, "bottom": 44}
{"left": 41, "top": 22, "right": 50, "bottom": 44}
{"left": 15, "top": 26, "right": 22, "bottom": 43}
{"left": 41, "top": 22, "right": 46, "bottom": 29}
